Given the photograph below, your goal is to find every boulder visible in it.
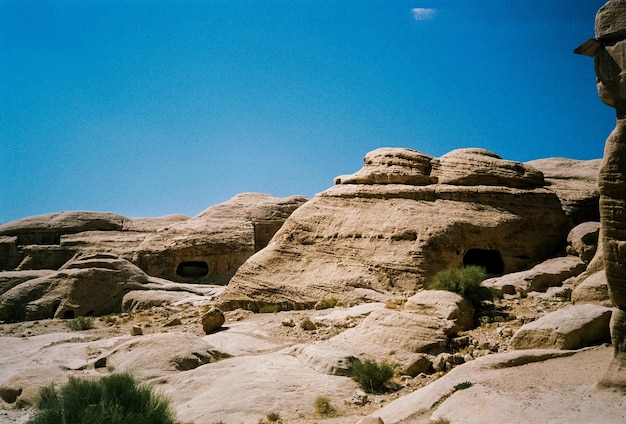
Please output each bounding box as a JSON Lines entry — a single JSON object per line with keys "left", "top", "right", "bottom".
{"left": 566, "top": 221, "right": 600, "bottom": 263}
{"left": 0, "top": 254, "right": 149, "bottom": 322}
{"left": 201, "top": 307, "right": 225, "bottom": 334}
{"left": 285, "top": 343, "right": 357, "bottom": 376}
{"left": 328, "top": 308, "right": 455, "bottom": 357}
{"left": 509, "top": 304, "right": 612, "bottom": 350}
{"left": 572, "top": 271, "right": 612, "bottom": 306}
{"left": 404, "top": 290, "right": 474, "bottom": 331}
{"left": 219, "top": 148, "right": 570, "bottom": 311}
{"left": 334, "top": 147, "right": 435, "bottom": 185}
{"left": 482, "top": 256, "right": 587, "bottom": 296}
{"left": 0, "top": 270, "right": 56, "bottom": 296}
{"left": 526, "top": 158, "right": 601, "bottom": 225}
{"left": 432, "top": 148, "right": 544, "bottom": 188}
{"left": 94, "top": 332, "right": 226, "bottom": 380}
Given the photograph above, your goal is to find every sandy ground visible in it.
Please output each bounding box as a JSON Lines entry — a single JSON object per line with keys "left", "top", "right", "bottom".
{"left": 0, "top": 297, "right": 625, "bottom": 423}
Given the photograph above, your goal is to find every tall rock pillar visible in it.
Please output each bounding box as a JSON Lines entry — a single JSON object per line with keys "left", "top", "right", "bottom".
{"left": 576, "top": 0, "right": 626, "bottom": 391}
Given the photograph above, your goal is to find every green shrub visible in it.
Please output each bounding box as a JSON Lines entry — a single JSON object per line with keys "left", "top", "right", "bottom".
{"left": 454, "top": 381, "right": 472, "bottom": 391}
{"left": 66, "top": 316, "right": 94, "bottom": 331}
{"left": 314, "top": 396, "right": 337, "bottom": 417}
{"left": 258, "top": 411, "right": 281, "bottom": 423}
{"left": 29, "top": 373, "right": 177, "bottom": 424}
{"left": 319, "top": 296, "right": 339, "bottom": 309}
{"left": 430, "top": 265, "right": 492, "bottom": 307}
{"left": 429, "top": 418, "right": 451, "bottom": 424}
{"left": 350, "top": 359, "right": 394, "bottom": 393}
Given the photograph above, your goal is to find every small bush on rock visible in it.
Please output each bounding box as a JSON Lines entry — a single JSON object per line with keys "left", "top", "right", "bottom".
{"left": 29, "top": 373, "right": 177, "bottom": 424}
{"left": 66, "top": 316, "right": 94, "bottom": 331}
{"left": 314, "top": 396, "right": 337, "bottom": 417}
{"left": 430, "top": 265, "right": 492, "bottom": 308}
{"left": 350, "top": 359, "right": 394, "bottom": 393}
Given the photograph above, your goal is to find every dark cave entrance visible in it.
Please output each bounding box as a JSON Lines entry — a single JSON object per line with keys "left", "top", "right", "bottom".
{"left": 176, "top": 261, "right": 209, "bottom": 279}
{"left": 463, "top": 249, "right": 504, "bottom": 275}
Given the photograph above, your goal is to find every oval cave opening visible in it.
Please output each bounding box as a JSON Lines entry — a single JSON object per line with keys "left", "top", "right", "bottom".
{"left": 176, "top": 261, "right": 209, "bottom": 279}
{"left": 463, "top": 248, "right": 504, "bottom": 275}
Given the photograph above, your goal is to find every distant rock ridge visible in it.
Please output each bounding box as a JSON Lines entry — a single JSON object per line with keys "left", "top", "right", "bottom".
{"left": 0, "top": 193, "right": 308, "bottom": 285}
{"left": 218, "top": 147, "right": 598, "bottom": 312}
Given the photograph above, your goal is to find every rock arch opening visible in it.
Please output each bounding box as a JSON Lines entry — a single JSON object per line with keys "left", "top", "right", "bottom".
{"left": 463, "top": 248, "right": 504, "bottom": 275}
{"left": 176, "top": 261, "right": 209, "bottom": 279}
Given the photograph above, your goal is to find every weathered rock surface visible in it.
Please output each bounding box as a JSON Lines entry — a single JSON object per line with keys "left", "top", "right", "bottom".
{"left": 526, "top": 158, "right": 601, "bottom": 225}
{"left": 334, "top": 147, "right": 435, "bottom": 185}
{"left": 566, "top": 221, "right": 600, "bottom": 263}
{"left": 285, "top": 343, "right": 357, "bottom": 376}
{"left": 201, "top": 307, "right": 225, "bottom": 334}
{"left": 509, "top": 304, "right": 612, "bottom": 350}
{"left": 95, "top": 333, "right": 226, "bottom": 379}
{"left": 371, "top": 347, "right": 624, "bottom": 424}
{"left": 219, "top": 148, "right": 570, "bottom": 311}
{"left": 131, "top": 193, "right": 307, "bottom": 284}
{"left": 572, "top": 271, "right": 612, "bottom": 306}
{"left": 482, "top": 256, "right": 587, "bottom": 296}
{"left": 0, "top": 194, "right": 307, "bottom": 287}
{"left": 0, "top": 254, "right": 150, "bottom": 322}
{"left": 328, "top": 308, "right": 455, "bottom": 357}
{"left": 433, "top": 148, "right": 544, "bottom": 188}
{"left": 404, "top": 290, "right": 474, "bottom": 331}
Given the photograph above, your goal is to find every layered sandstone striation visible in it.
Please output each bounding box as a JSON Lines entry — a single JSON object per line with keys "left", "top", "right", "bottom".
{"left": 219, "top": 148, "right": 581, "bottom": 311}
{"left": 0, "top": 193, "right": 307, "bottom": 285}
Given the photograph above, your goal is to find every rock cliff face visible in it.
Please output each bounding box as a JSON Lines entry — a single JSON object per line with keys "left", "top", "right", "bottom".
{"left": 0, "top": 193, "right": 307, "bottom": 285}
{"left": 218, "top": 148, "right": 575, "bottom": 311}
{"left": 131, "top": 193, "right": 308, "bottom": 284}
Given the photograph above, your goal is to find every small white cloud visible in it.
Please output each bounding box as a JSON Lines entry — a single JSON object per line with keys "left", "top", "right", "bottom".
{"left": 412, "top": 7, "right": 436, "bottom": 21}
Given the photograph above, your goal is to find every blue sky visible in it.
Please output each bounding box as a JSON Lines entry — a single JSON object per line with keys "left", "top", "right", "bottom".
{"left": 0, "top": 0, "right": 612, "bottom": 223}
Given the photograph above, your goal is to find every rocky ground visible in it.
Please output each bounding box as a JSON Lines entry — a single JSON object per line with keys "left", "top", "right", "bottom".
{"left": 1, "top": 284, "right": 624, "bottom": 424}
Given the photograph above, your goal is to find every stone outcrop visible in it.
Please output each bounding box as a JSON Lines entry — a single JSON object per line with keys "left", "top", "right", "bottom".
{"left": 566, "top": 221, "right": 600, "bottom": 263}
{"left": 575, "top": 0, "right": 626, "bottom": 391}
{"left": 572, "top": 271, "right": 612, "bottom": 307}
{"left": 219, "top": 149, "right": 575, "bottom": 311}
{"left": 0, "top": 254, "right": 150, "bottom": 322}
{"left": 526, "top": 158, "right": 601, "bottom": 225}
{"left": 509, "top": 304, "right": 612, "bottom": 350}
{"left": 219, "top": 148, "right": 571, "bottom": 311}
{"left": 132, "top": 193, "right": 307, "bottom": 284}
{"left": 404, "top": 290, "right": 474, "bottom": 331}
{"left": 94, "top": 333, "right": 226, "bottom": 380}
{"left": 433, "top": 148, "right": 544, "bottom": 188}
{"left": 0, "top": 194, "right": 307, "bottom": 288}
{"left": 482, "top": 256, "right": 587, "bottom": 296}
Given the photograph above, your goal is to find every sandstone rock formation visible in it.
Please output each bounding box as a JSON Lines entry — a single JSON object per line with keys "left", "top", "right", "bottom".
{"left": 219, "top": 148, "right": 573, "bottom": 311}
{"left": 527, "top": 158, "right": 601, "bottom": 225}
{"left": 509, "top": 304, "right": 612, "bottom": 350}
{"left": 0, "top": 193, "right": 306, "bottom": 301}
{"left": 572, "top": 271, "right": 612, "bottom": 306}
{"left": 404, "top": 290, "right": 474, "bottom": 332}
{"left": 132, "top": 193, "right": 307, "bottom": 284}
{"left": 482, "top": 256, "right": 587, "bottom": 296}
{"left": 576, "top": 0, "right": 626, "bottom": 391}
{"left": 0, "top": 254, "right": 150, "bottom": 321}
{"left": 566, "top": 221, "right": 600, "bottom": 263}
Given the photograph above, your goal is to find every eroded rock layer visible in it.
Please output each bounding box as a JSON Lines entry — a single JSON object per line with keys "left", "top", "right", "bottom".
{"left": 219, "top": 148, "right": 574, "bottom": 311}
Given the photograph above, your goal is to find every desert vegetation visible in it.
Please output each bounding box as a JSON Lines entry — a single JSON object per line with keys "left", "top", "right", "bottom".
{"left": 429, "top": 265, "right": 492, "bottom": 308}
{"left": 350, "top": 359, "right": 395, "bottom": 394}
{"left": 28, "top": 373, "right": 177, "bottom": 424}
